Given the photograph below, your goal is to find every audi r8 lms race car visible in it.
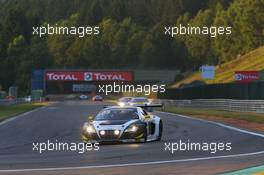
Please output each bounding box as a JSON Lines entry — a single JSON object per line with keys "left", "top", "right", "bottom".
{"left": 81, "top": 105, "right": 163, "bottom": 143}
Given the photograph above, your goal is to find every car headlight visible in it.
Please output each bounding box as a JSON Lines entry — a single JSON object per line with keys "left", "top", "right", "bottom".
{"left": 125, "top": 125, "right": 138, "bottom": 132}
{"left": 114, "top": 130, "right": 120, "bottom": 135}
{"left": 119, "top": 102, "right": 125, "bottom": 107}
{"left": 84, "top": 124, "right": 96, "bottom": 133}
{"left": 100, "top": 130, "right": 106, "bottom": 135}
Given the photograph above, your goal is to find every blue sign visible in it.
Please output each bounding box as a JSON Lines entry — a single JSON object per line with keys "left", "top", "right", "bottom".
{"left": 31, "top": 70, "right": 44, "bottom": 90}
{"left": 200, "top": 66, "right": 215, "bottom": 79}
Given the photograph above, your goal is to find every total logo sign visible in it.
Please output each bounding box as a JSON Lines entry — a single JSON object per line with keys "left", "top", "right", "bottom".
{"left": 234, "top": 71, "right": 259, "bottom": 83}
{"left": 46, "top": 71, "right": 133, "bottom": 81}
{"left": 84, "top": 72, "right": 93, "bottom": 81}
{"left": 46, "top": 72, "right": 82, "bottom": 81}
{"left": 91, "top": 72, "right": 132, "bottom": 81}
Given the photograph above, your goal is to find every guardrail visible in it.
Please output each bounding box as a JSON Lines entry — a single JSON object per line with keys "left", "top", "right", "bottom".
{"left": 154, "top": 99, "right": 264, "bottom": 113}
{"left": 0, "top": 98, "right": 27, "bottom": 106}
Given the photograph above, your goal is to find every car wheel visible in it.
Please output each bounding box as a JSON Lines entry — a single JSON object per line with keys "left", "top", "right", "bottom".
{"left": 157, "top": 120, "right": 163, "bottom": 141}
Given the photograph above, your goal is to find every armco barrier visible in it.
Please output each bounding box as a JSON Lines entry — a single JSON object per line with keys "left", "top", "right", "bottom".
{"left": 158, "top": 82, "right": 264, "bottom": 100}
{"left": 0, "top": 98, "right": 26, "bottom": 106}
{"left": 154, "top": 99, "right": 264, "bottom": 113}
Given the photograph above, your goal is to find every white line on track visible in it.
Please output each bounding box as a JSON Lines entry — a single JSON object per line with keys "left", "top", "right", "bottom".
{"left": 157, "top": 111, "right": 264, "bottom": 138}
{"left": 0, "top": 151, "right": 264, "bottom": 172}
{"left": 0, "top": 108, "right": 264, "bottom": 172}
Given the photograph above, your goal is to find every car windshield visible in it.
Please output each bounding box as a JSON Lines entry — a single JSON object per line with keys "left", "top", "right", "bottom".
{"left": 95, "top": 108, "right": 139, "bottom": 121}
{"left": 130, "top": 98, "right": 148, "bottom": 103}
{"left": 119, "top": 97, "right": 132, "bottom": 102}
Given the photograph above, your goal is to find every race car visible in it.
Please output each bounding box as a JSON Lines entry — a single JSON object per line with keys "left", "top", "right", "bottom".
{"left": 79, "top": 94, "right": 89, "bottom": 100}
{"left": 117, "top": 97, "right": 132, "bottom": 107}
{"left": 92, "top": 95, "right": 103, "bottom": 101}
{"left": 128, "top": 97, "right": 158, "bottom": 111}
{"left": 128, "top": 97, "right": 150, "bottom": 106}
{"left": 81, "top": 105, "right": 163, "bottom": 143}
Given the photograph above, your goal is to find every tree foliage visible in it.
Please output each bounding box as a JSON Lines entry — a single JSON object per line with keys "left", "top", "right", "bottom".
{"left": 0, "top": 0, "right": 263, "bottom": 94}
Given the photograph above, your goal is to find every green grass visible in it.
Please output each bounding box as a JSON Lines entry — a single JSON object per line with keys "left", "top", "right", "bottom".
{"left": 220, "top": 165, "right": 264, "bottom": 175}
{"left": 172, "top": 46, "right": 264, "bottom": 87}
{"left": 0, "top": 103, "right": 47, "bottom": 122}
{"left": 164, "top": 106, "right": 264, "bottom": 124}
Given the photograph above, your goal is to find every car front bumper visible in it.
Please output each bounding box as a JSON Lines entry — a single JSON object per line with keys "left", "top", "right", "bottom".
{"left": 81, "top": 129, "right": 145, "bottom": 143}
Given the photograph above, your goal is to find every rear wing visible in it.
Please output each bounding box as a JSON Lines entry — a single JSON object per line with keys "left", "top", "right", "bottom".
{"left": 135, "top": 104, "right": 163, "bottom": 108}
{"left": 136, "top": 103, "right": 164, "bottom": 112}
{"left": 103, "top": 103, "right": 164, "bottom": 111}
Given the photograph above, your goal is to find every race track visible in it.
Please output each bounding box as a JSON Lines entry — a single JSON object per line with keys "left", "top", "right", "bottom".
{"left": 0, "top": 101, "right": 263, "bottom": 175}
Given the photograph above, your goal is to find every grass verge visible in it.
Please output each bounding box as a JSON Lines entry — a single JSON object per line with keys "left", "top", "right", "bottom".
{"left": 172, "top": 46, "right": 264, "bottom": 87}
{"left": 163, "top": 106, "right": 264, "bottom": 132}
{"left": 0, "top": 102, "right": 48, "bottom": 122}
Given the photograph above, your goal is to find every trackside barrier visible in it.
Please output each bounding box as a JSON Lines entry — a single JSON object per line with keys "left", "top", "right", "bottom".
{"left": 0, "top": 98, "right": 26, "bottom": 106}
{"left": 154, "top": 99, "right": 264, "bottom": 113}
{"left": 157, "top": 82, "right": 264, "bottom": 100}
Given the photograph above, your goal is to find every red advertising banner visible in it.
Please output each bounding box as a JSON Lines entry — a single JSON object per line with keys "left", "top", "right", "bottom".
{"left": 45, "top": 71, "right": 133, "bottom": 81}
{"left": 234, "top": 71, "right": 259, "bottom": 83}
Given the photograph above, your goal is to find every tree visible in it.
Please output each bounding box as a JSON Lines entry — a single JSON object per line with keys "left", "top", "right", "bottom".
{"left": 213, "top": 0, "right": 264, "bottom": 62}
{"left": 109, "top": 0, "right": 127, "bottom": 22}
{"left": 7, "top": 35, "right": 53, "bottom": 95}
{"left": 182, "top": 9, "right": 217, "bottom": 69}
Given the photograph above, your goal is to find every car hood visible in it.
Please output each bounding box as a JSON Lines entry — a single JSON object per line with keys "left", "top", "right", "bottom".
{"left": 92, "top": 120, "right": 138, "bottom": 131}
{"left": 98, "top": 120, "right": 129, "bottom": 125}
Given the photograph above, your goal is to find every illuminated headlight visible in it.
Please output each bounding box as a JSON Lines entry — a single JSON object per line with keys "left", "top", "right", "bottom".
{"left": 85, "top": 124, "right": 96, "bottom": 133}
{"left": 100, "top": 130, "right": 106, "bottom": 135}
{"left": 125, "top": 125, "right": 138, "bottom": 132}
{"left": 119, "top": 102, "right": 125, "bottom": 107}
{"left": 114, "top": 130, "right": 120, "bottom": 135}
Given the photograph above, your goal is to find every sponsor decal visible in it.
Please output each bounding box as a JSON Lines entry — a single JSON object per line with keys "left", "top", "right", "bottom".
{"left": 45, "top": 71, "right": 133, "bottom": 81}
{"left": 234, "top": 71, "right": 259, "bottom": 83}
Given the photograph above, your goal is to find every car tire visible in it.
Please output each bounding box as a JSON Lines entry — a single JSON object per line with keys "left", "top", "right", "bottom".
{"left": 157, "top": 120, "right": 163, "bottom": 141}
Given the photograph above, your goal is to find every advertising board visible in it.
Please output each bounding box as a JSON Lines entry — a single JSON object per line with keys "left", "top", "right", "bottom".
{"left": 45, "top": 71, "right": 133, "bottom": 81}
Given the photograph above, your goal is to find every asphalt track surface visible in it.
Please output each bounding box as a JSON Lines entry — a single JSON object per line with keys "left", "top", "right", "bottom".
{"left": 0, "top": 101, "right": 263, "bottom": 175}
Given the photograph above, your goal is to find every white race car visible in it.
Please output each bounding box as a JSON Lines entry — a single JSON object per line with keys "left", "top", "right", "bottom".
{"left": 128, "top": 97, "right": 150, "bottom": 106}
{"left": 81, "top": 105, "right": 163, "bottom": 143}
{"left": 128, "top": 97, "right": 158, "bottom": 111}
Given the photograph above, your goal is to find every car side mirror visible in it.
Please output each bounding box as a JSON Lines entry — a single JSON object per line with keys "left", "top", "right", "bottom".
{"left": 88, "top": 115, "right": 94, "bottom": 122}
